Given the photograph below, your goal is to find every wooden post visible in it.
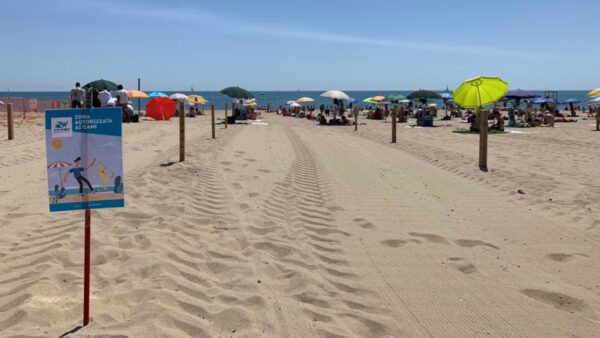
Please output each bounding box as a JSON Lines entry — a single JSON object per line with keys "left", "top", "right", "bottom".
{"left": 179, "top": 101, "right": 185, "bottom": 162}
{"left": 478, "top": 107, "right": 488, "bottom": 170}
{"left": 391, "top": 107, "right": 397, "bottom": 143}
{"left": 7, "top": 103, "right": 14, "bottom": 140}
{"left": 354, "top": 107, "right": 358, "bottom": 131}
{"left": 83, "top": 209, "right": 91, "bottom": 326}
{"left": 211, "top": 104, "right": 216, "bottom": 139}
{"left": 137, "top": 78, "right": 141, "bottom": 116}
{"left": 224, "top": 103, "right": 228, "bottom": 129}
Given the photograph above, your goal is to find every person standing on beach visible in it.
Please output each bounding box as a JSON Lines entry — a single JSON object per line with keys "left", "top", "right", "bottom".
{"left": 98, "top": 87, "right": 112, "bottom": 107}
{"left": 70, "top": 82, "right": 85, "bottom": 108}
{"left": 63, "top": 157, "right": 96, "bottom": 197}
{"left": 116, "top": 84, "right": 130, "bottom": 122}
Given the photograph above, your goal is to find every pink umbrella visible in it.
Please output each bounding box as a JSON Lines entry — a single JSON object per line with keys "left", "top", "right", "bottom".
{"left": 0, "top": 100, "right": 4, "bottom": 105}
{"left": 47, "top": 161, "right": 72, "bottom": 188}
{"left": 290, "top": 102, "right": 301, "bottom": 108}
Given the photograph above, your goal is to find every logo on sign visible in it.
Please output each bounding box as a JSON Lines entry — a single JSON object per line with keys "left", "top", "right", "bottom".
{"left": 51, "top": 117, "right": 73, "bottom": 137}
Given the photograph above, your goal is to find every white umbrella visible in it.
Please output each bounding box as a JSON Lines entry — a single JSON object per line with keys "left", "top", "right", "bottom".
{"left": 320, "top": 90, "right": 350, "bottom": 100}
{"left": 399, "top": 99, "right": 410, "bottom": 103}
{"left": 170, "top": 93, "right": 188, "bottom": 100}
{"left": 289, "top": 102, "right": 301, "bottom": 108}
{"left": 286, "top": 100, "right": 296, "bottom": 105}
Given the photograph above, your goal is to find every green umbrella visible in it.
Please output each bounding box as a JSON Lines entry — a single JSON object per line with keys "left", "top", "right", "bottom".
{"left": 362, "top": 97, "right": 379, "bottom": 104}
{"left": 83, "top": 79, "right": 118, "bottom": 90}
{"left": 407, "top": 90, "right": 441, "bottom": 101}
{"left": 453, "top": 76, "right": 508, "bottom": 171}
{"left": 384, "top": 94, "right": 407, "bottom": 103}
{"left": 220, "top": 86, "right": 254, "bottom": 99}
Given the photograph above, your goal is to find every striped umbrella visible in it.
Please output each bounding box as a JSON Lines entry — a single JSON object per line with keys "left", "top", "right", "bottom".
{"left": 47, "top": 161, "right": 72, "bottom": 188}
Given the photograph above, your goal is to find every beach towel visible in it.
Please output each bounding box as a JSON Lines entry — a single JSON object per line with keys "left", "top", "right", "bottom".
{"left": 453, "top": 129, "right": 507, "bottom": 134}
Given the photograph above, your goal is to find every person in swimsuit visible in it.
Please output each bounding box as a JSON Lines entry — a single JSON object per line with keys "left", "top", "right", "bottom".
{"left": 63, "top": 157, "right": 96, "bottom": 197}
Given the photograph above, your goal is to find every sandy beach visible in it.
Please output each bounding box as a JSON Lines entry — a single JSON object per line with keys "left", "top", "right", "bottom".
{"left": 1, "top": 112, "right": 599, "bottom": 337}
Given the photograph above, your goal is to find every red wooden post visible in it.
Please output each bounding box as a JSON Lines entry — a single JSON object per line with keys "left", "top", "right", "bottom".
{"left": 83, "top": 209, "right": 91, "bottom": 326}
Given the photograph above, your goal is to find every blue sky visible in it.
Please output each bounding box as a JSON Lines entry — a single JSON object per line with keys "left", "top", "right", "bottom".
{"left": 1, "top": 0, "right": 598, "bottom": 91}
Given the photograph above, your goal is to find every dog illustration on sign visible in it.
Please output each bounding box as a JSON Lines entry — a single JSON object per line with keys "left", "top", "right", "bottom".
{"left": 95, "top": 162, "right": 115, "bottom": 189}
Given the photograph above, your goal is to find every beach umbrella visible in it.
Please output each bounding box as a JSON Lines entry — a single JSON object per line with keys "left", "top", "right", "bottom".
{"left": 186, "top": 95, "right": 206, "bottom": 105}
{"left": 296, "top": 97, "right": 314, "bottom": 103}
{"left": 532, "top": 97, "right": 559, "bottom": 105}
{"left": 362, "top": 97, "right": 378, "bottom": 104}
{"left": 170, "top": 93, "right": 189, "bottom": 101}
{"left": 47, "top": 161, "right": 71, "bottom": 189}
{"left": 371, "top": 96, "right": 385, "bottom": 102}
{"left": 384, "top": 94, "right": 407, "bottom": 102}
{"left": 320, "top": 90, "right": 350, "bottom": 100}
{"left": 407, "top": 90, "right": 442, "bottom": 102}
{"left": 0, "top": 100, "right": 4, "bottom": 105}
{"left": 286, "top": 100, "right": 297, "bottom": 105}
{"left": 563, "top": 98, "right": 580, "bottom": 112}
{"left": 289, "top": 102, "right": 301, "bottom": 108}
{"left": 83, "top": 79, "right": 118, "bottom": 90}
{"left": 146, "top": 97, "right": 176, "bottom": 120}
{"left": 127, "top": 90, "right": 148, "bottom": 98}
{"left": 244, "top": 101, "right": 257, "bottom": 107}
{"left": 587, "top": 88, "right": 600, "bottom": 97}
{"left": 220, "top": 86, "right": 254, "bottom": 99}
{"left": 454, "top": 76, "right": 508, "bottom": 170}
{"left": 428, "top": 103, "right": 438, "bottom": 108}
{"left": 590, "top": 97, "right": 600, "bottom": 103}
{"left": 439, "top": 92, "right": 453, "bottom": 99}
{"left": 148, "top": 91, "right": 168, "bottom": 98}
{"left": 503, "top": 89, "right": 537, "bottom": 107}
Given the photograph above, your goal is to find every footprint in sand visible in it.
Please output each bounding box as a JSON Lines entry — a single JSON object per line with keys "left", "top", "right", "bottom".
{"left": 352, "top": 218, "right": 376, "bottom": 229}
{"left": 546, "top": 253, "right": 588, "bottom": 262}
{"left": 380, "top": 239, "right": 421, "bottom": 248}
{"left": 408, "top": 232, "right": 449, "bottom": 244}
{"left": 249, "top": 192, "right": 260, "bottom": 198}
{"left": 455, "top": 239, "right": 499, "bottom": 249}
{"left": 257, "top": 169, "right": 271, "bottom": 173}
{"left": 232, "top": 183, "right": 242, "bottom": 190}
{"left": 245, "top": 158, "right": 257, "bottom": 162}
{"left": 445, "top": 257, "right": 478, "bottom": 274}
{"left": 520, "top": 289, "right": 596, "bottom": 317}
{"left": 219, "top": 161, "right": 232, "bottom": 166}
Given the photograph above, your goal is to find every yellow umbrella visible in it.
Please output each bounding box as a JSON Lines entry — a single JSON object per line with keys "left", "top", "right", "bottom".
{"left": 296, "top": 97, "right": 314, "bottom": 103}
{"left": 372, "top": 95, "right": 385, "bottom": 102}
{"left": 427, "top": 103, "right": 437, "bottom": 107}
{"left": 186, "top": 95, "right": 206, "bottom": 104}
{"left": 454, "top": 76, "right": 508, "bottom": 170}
{"left": 243, "top": 102, "right": 257, "bottom": 107}
{"left": 127, "top": 90, "right": 149, "bottom": 98}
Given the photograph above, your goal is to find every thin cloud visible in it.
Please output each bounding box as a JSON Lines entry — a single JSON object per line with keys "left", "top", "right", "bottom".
{"left": 96, "top": 3, "right": 557, "bottom": 59}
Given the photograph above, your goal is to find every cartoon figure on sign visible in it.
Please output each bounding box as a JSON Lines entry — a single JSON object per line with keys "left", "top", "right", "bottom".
{"left": 95, "top": 162, "right": 115, "bottom": 190}
{"left": 63, "top": 157, "right": 96, "bottom": 197}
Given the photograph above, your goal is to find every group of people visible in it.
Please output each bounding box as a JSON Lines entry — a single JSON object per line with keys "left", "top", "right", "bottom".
{"left": 69, "top": 82, "right": 138, "bottom": 122}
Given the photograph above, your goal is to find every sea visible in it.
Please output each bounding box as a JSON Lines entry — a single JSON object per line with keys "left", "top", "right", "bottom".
{"left": 0, "top": 90, "right": 593, "bottom": 111}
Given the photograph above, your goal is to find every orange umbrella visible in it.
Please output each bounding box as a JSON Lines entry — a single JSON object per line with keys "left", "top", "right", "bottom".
{"left": 128, "top": 90, "right": 149, "bottom": 98}
{"left": 371, "top": 96, "right": 385, "bottom": 101}
{"left": 296, "top": 97, "right": 314, "bottom": 103}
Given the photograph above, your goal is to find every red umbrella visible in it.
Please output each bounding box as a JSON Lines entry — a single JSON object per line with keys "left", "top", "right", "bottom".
{"left": 47, "top": 161, "right": 72, "bottom": 188}
{"left": 146, "top": 97, "right": 176, "bottom": 120}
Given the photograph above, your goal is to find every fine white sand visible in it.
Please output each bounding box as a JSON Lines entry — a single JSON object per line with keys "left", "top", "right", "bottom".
{"left": 0, "top": 112, "right": 599, "bottom": 336}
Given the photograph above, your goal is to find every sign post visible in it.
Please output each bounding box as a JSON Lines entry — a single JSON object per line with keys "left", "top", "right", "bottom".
{"left": 83, "top": 208, "right": 91, "bottom": 325}
{"left": 45, "top": 107, "right": 124, "bottom": 326}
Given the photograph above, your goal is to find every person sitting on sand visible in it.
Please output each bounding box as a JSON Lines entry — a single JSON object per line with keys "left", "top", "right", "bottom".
{"left": 317, "top": 113, "right": 327, "bottom": 125}
{"left": 468, "top": 112, "right": 480, "bottom": 132}
{"left": 541, "top": 111, "right": 555, "bottom": 127}
{"left": 341, "top": 115, "right": 352, "bottom": 126}
{"left": 489, "top": 111, "right": 505, "bottom": 131}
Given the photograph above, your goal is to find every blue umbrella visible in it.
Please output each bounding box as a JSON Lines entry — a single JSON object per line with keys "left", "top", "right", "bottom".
{"left": 504, "top": 89, "right": 537, "bottom": 99}
{"left": 563, "top": 98, "right": 580, "bottom": 103}
{"left": 533, "top": 97, "right": 559, "bottom": 104}
{"left": 148, "top": 91, "right": 168, "bottom": 98}
{"left": 345, "top": 98, "right": 358, "bottom": 103}
{"left": 439, "top": 92, "right": 453, "bottom": 99}
{"left": 590, "top": 97, "right": 600, "bottom": 103}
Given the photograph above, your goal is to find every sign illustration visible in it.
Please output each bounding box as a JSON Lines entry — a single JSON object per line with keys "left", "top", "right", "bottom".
{"left": 45, "top": 108, "right": 124, "bottom": 212}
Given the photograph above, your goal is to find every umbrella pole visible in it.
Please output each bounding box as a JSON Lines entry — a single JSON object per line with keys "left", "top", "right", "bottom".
{"left": 59, "top": 167, "right": 63, "bottom": 189}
